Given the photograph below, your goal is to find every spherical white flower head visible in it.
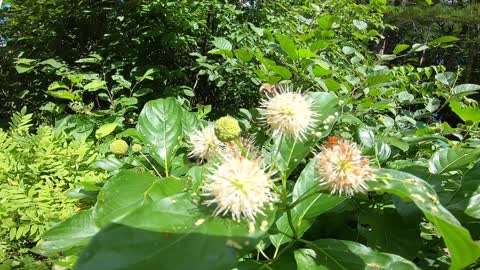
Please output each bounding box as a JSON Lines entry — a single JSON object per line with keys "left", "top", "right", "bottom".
{"left": 315, "top": 138, "right": 373, "bottom": 196}
{"left": 260, "top": 86, "right": 314, "bottom": 140}
{"left": 189, "top": 123, "right": 223, "bottom": 160}
{"left": 202, "top": 156, "right": 275, "bottom": 221}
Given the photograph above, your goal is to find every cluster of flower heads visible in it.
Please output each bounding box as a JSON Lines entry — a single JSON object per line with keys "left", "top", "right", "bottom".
{"left": 189, "top": 117, "right": 275, "bottom": 222}
{"left": 189, "top": 85, "right": 374, "bottom": 221}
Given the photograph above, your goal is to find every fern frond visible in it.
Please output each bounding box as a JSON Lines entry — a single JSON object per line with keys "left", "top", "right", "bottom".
{"left": 8, "top": 107, "right": 33, "bottom": 135}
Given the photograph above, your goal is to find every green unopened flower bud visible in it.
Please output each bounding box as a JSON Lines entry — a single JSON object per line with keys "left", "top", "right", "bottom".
{"left": 215, "top": 116, "right": 241, "bottom": 142}
{"left": 132, "top": 143, "right": 142, "bottom": 152}
{"left": 110, "top": 139, "right": 128, "bottom": 155}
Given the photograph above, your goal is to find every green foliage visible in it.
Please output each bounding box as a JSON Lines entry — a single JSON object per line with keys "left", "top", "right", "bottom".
{"left": 2, "top": 0, "right": 480, "bottom": 269}
{"left": 0, "top": 108, "right": 106, "bottom": 269}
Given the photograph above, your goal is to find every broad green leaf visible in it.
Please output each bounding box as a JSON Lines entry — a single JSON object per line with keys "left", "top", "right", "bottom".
{"left": 324, "top": 78, "right": 341, "bottom": 91}
{"left": 34, "top": 210, "right": 99, "bottom": 254}
{"left": 95, "top": 123, "right": 117, "bottom": 139}
{"left": 212, "top": 37, "right": 232, "bottom": 51}
{"left": 181, "top": 111, "right": 201, "bottom": 138}
{"left": 312, "top": 66, "right": 332, "bottom": 77}
{"left": 295, "top": 239, "right": 420, "bottom": 270}
{"left": 298, "top": 49, "right": 317, "bottom": 58}
{"left": 449, "top": 101, "right": 480, "bottom": 124}
{"left": 429, "top": 36, "right": 459, "bottom": 46}
{"left": 358, "top": 209, "right": 420, "bottom": 259}
{"left": 268, "top": 92, "right": 340, "bottom": 176}
{"left": 447, "top": 161, "right": 480, "bottom": 219}
{"left": 353, "top": 19, "right": 368, "bottom": 30}
{"left": 393, "top": 44, "right": 409, "bottom": 55}
{"left": 93, "top": 170, "right": 184, "bottom": 227}
{"left": 276, "top": 33, "right": 298, "bottom": 60}
{"left": 410, "top": 43, "right": 429, "bottom": 52}
{"left": 48, "top": 90, "right": 76, "bottom": 101}
{"left": 234, "top": 49, "right": 253, "bottom": 62}
{"left": 94, "top": 156, "right": 125, "bottom": 172}
{"left": 435, "top": 72, "right": 456, "bottom": 86}
{"left": 317, "top": 15, "right": 334, "bottom": 30}
{"left": 270, "top": 65, "right": 292, "bottom": 80}
{"left": 76, "top": 193, "right": 276, "bottom": 270}
{"left": 342, "top": 46, "right": 356, "bottom": 55}
{"left": 366, "top": 74, "right": 394, "bottom": 87}
{"left": 137, "top": 98, "right": 183, "bottom": 171}
{"left": 428, "top": 147, "right": 480, "bottom": 174}
{"left": 452, "top": 84, "right": 480, "bottom": 97}
{"left": 270, "top": 159, "right": 346, "bottom": 248}
{"left": 358, "top": 127, "right": 375, "bottom": 148}
{"left": 48, "top": 81, "right": 69, "bottom": 91}
{"left": 40, "top": 59, "right": 64, "bottom": 69}
{"left": 83, "top": 80, "right": 107, "bottom": 91}
{"left": 372, "top": 169, "right": 480, "bottom": 270}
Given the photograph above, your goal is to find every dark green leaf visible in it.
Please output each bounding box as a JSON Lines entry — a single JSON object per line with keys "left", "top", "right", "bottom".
{"left": 76, "top": 193, "right": 276, "bottom": 270}
{"left": 137, "top": 98, "right": 184, "bottom": 171}
{"left": 371, "top": 169, "right": 480, "bottom": 270}
{"left": 295, "top": 239, "right": 420, "bottom": 270}
{"left": 93, "top": 170, "right": 184, "bottom": 227}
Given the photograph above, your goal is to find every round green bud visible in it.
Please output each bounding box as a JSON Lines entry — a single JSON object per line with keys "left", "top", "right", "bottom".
{"left": 110, "top": 139, "right": 128, "bottom": 155}
{"left": 465, "top": 120, "right": 474, "bottom": 126}
{"left": 214, "top": 116, "right": 241, "bottom": 142}
{"left": 132, "top": 143, "right": 142, "bottom": 152}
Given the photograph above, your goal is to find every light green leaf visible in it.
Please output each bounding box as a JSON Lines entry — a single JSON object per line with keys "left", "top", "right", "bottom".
{"left": 212, "top": 37, "right": 232, "bottom": 51}
{"left": 428, "top": 147, "right": 480, "bottom": 174}
{"left": 298, "top": 49, "right": 317, "bottom": 58}
{"left": 93, "top": 170, "right": 184, "bottom": 227}
{"left": 84, "top": 80, "right": 107, "bottom": 91}
{"left": 47, "top": 90, "right": 76, "bottom": 101}
{"left": 435, "top": 72, "right": 456, "bottom": 86}
{"left": 295, "top": 239, "right": 420, "bottom": 270}
{"left": 353, "top": 20, "right": 368, "bottom": 30}
{"left": 234, "top": 49, "right": 253, "bottom": 62}
{"left": 372, "top": 169, "right": 480, "bottom": 270}
{"left": 429, "top": 36, "right": 459, "bottom": 46}
{"left": 35, "top": 210, "right": 99, "bottom": 254}
{"left": 317, "top": 14, "right": 334, "bottom": 30}
{"left": 137, "top": 98, "right": 184, "bottom": 170}
{"left": 452, "top": 84, "right": 480, "bottom": 97}
{"left": 270, "top": 65, "right": 292, "bottom": 79}
{"left": 95, "top": 123, "right": 117, "bottom": 139}
{"left": 449, "top": 101, "right": 480, "bottom": 124}
{"left": 276, "top": 33, "right": 298, "bottom": 60}
{"left": 393, "top": 44, "right": 410, "bottom": 54}
{"left": 48, "top": 81, "right": 69, "bottom": 91}
{"left": 40, "top": 59, "right": 64, "bottom": 69}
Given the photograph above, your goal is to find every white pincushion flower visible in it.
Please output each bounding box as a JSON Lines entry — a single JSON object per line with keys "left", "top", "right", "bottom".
{"left": 316, "top": 138, "right": 374, "bottom": 196}
{"left": 189, "top": 123, "right": 223, "bottom": 160}
{"left": 260, "top": 85, "right": 315, "bottom": 140}
{"left": 202, "top": 156, "right": 275, "bottom": 221}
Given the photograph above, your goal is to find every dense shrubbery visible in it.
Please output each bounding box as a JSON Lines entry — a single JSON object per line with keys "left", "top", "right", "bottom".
{"left": 1, "top": 0, "right": 480, "bottom": 269}
{"left": 0, "top": 108, "right": 106, "bottom": 269}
